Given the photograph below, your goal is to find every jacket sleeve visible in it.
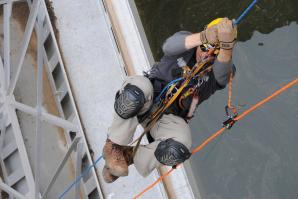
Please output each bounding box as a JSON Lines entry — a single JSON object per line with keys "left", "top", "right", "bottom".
{"left": 212, "top": 59, "right": 236, "bottom": 86}
{"left": 162, "top": 31, "right": 192, "bottom": 56}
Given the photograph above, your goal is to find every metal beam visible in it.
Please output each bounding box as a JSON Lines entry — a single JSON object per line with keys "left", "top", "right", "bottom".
{"left": 75, "top": 142, "right": 83, "bottom": 199}
{"left": 0, "top": 182, "right": 27, "bottom": 199}
{"left": 34, "top": 11, "right": 44, "bottom": 199}
{"left": 11, "top": 100, "right": 79, "bottom": 132}
{"left": 0, "top": 53, "right": 5, "bottom": 90}
{"left": 41, "top": 137, "right": 81, "bottom": 199}
{"left": 8, "top": 105, "right": 35, "bottom": 198}
{"left": 3, "top": 2, "right": 12, "bottom": 90}
{"left": 8, "top": 0, "right": 40, "bottom": 95}
{"left": 0, "top": 55, "right": 6, "bottom": 157}
{"left": 0, "top": 114, "right": 7, "bottom": 156}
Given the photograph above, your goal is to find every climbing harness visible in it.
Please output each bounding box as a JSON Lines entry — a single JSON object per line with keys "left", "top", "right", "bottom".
{"left": 151, "top": 60, "right": 212, "bottom": 122}
{"left": 132, "top": 59, "right": 214, "bottom": 156}
{"left": 154, "top": 77, "right": 184, "bottom": 103}
{"left": 133, "top": 16, "right": 240, "bottom": 154}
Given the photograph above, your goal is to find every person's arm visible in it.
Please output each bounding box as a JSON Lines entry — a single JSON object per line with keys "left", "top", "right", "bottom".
{"left": 217, "top": 18, "right": 235, "bottom": 63}
{"left": 213, "top": 58, "right": 235, "bottom": 87}
{"left": 162, "top": 31, "right": 192, "bottom": 56}
{"left": 184, "top": 33, "right": 202, "bottom": 49}
{"left": 213, "top": 18, "right": 237, "bottom": 86}
{"left": 185, "top": 25, "right": 218, "bottom": 49}
{"left": 213, "top": 48, "right": 234, "bottom": 87}
{"left": 217, "top": 48, "right": 232, "bottom": 63}
{"left": 162, "top": 25, "right": 218, "bottom": 56}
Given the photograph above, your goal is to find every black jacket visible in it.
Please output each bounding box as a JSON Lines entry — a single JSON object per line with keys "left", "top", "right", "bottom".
{"left": 147, "top": 31, "right": 236, "bottom": 119}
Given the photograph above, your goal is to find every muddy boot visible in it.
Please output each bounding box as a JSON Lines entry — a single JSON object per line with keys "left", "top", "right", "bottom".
{"left": 102, "top": 165, "right": 119, "bottom": 183}
{"left": 102, "top": 139, "right": 134, "bottom": 177}
{"left": 123, "top": 145, "right": 134, "bottom": 166}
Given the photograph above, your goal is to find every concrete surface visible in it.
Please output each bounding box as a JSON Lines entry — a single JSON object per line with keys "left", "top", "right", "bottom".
{"left": 51, "top": 0, "right": 167, "bottom": 198}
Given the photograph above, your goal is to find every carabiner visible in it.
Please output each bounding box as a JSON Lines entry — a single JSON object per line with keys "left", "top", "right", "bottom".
{"left": 222, "top": 105, "right": 238, "bottom": 129}
{"left": 222, "top": 117, "right": 237, "bottom": 129}
{"left": 225, "top": 105, "right": 238, "bottom": 119}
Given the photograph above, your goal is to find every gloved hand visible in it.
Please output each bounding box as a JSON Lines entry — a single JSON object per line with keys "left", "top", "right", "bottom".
{"left": 217, "top": 18, "right": 237, "bottom": 50}
{"left": 200, "top": 24, "right": 218, "bottom": 45}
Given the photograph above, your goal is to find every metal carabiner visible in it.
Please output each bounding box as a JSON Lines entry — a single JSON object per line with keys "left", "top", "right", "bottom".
{"left": 222, "top": 105, "right": 238, "bottom": 129}
{"left": 222, "top": 117, "right": 237, "bottom": 129}
{"left": 225, "top": 105, "right": 238, "bottom": 119}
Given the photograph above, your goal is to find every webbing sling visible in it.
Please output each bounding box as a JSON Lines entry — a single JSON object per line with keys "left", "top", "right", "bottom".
{"left": 132, "top": 59, "right": 212, "bottom": 156}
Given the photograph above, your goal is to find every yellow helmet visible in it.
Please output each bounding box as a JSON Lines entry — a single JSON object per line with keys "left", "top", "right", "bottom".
{"left": 208, "top": 18, "right": 237, "bottom": 38}
{"left": 201, "top": 18, "right": 237, "bottom": 54}
{"left": 199, "top": 18, "right": 223, "bottom": 55}
{"left": 207, "top": 18, "right": 223, "bottom": 28}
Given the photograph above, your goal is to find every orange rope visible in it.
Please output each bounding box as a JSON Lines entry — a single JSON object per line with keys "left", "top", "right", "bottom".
{"left": 191, "top": 127, "right": 226, "bottom": 154}
{"left": 235, "top": 78, "right": 298, "bottom": 121}
{"left": 133, "top": 78, "right": 298, "bottom": 199}
{"left": 133, "top": 166, "right": 177, "bottom": 199}
{"left": 228, "top": 74, "right": 233, "bottom": 108}
{"left": 226, "top": 73, "right": 238, "bottom": 117}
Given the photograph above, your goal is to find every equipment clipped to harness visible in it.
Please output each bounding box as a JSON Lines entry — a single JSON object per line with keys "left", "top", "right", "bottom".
{"left": 132, "top": 60, "right": 211, "bottom": 155}
{"left": 222, "top": 74, "right": 238, "bottom": 129}
{"left": 222, "top": 106, "right": 237, "bottom": 129}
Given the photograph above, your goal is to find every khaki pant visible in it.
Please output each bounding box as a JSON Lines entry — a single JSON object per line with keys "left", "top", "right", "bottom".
{"left": 108, "top": 75, "right": 192, "bottom": 177}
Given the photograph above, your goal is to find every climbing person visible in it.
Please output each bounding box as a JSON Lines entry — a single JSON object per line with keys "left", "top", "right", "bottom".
{"left": 102, "top": 17, "right": 237, "bottom": 183}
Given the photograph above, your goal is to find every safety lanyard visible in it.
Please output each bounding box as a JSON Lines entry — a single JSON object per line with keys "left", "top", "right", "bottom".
{"left": 223, "top": 73, "right": 238, "bottom": 129}
{"left": 132, "top": 60, "right": 211, "bottom": 155}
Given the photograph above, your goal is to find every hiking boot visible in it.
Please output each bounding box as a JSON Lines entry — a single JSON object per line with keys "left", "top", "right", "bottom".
{"left": 102, "top": 165, "right": 119, "bottom": 183}
{"left": 102, "top": 139, "right": 134, "bottom": 177}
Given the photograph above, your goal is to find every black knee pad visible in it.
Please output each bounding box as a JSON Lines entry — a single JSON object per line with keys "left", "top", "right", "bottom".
{"left": 154, "top": 138, "right": 191, "bottom": 166}
{"left": 114, "top": 83, "right": 145, "bottom": 119}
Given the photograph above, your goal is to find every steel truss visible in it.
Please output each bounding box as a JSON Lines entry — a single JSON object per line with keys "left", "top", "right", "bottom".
{"left": 0, "top": 0, "right": 103, "bottom": 198}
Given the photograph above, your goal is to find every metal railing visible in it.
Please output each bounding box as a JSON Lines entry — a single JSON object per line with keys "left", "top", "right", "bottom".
{"left": 0, "top": 0, "right": 103, "bottom": 198}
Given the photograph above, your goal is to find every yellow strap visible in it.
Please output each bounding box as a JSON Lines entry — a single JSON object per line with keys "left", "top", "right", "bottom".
{"left": 150, "top": 61, "right": 207, "bottom": 122}
{"left": 132, "top": 61, "right": 210, "bottom": 152}
{"left": 179, "top": 88, "right": 195, "bottom": 109}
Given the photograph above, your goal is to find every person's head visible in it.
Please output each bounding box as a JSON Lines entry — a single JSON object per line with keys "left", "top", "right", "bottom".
{"left": 196, "top": 44, "right": 217, "bottom": 63}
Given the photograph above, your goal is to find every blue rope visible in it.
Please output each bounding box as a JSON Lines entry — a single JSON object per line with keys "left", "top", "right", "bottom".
{"left": 201, "top": 0, "right": 258, "bottom": 160}
{"left": 234, "top": 0, "right": 258, "bottom": 25}
{"left": 154, "top": 77, "right": 184, "bottom": 103}
{"left": 58, "top": 155, "right": 103, "bottom": 199}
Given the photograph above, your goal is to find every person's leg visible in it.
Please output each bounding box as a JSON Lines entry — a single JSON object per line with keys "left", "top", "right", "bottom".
{"left": 103, "top": 75, "right": 153, "bottom": 181}
{"left": 108, "top": 75, "right": 153, "bottom": 144}
{"left": 133, "top": 114, "right": 192, "bottom": 177}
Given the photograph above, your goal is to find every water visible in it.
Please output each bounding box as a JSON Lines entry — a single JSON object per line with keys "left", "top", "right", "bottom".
{"left": 135, "top": 0, "right": 298, "bottom": 198}
{"left": 135, "top": 0, "right": 298, "bottom": 60}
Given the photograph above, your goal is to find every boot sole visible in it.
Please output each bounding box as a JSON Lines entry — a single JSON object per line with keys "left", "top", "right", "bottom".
{"left": 102, "top": 144, "right": 129, "bottom": 176}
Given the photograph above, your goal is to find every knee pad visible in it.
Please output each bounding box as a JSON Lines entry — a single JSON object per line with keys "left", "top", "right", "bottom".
{"left": 114, "top": 83, "right": 145, "bottom": 119}
{"left": 154, "top": 138, "right": 191, "bottom": 166}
